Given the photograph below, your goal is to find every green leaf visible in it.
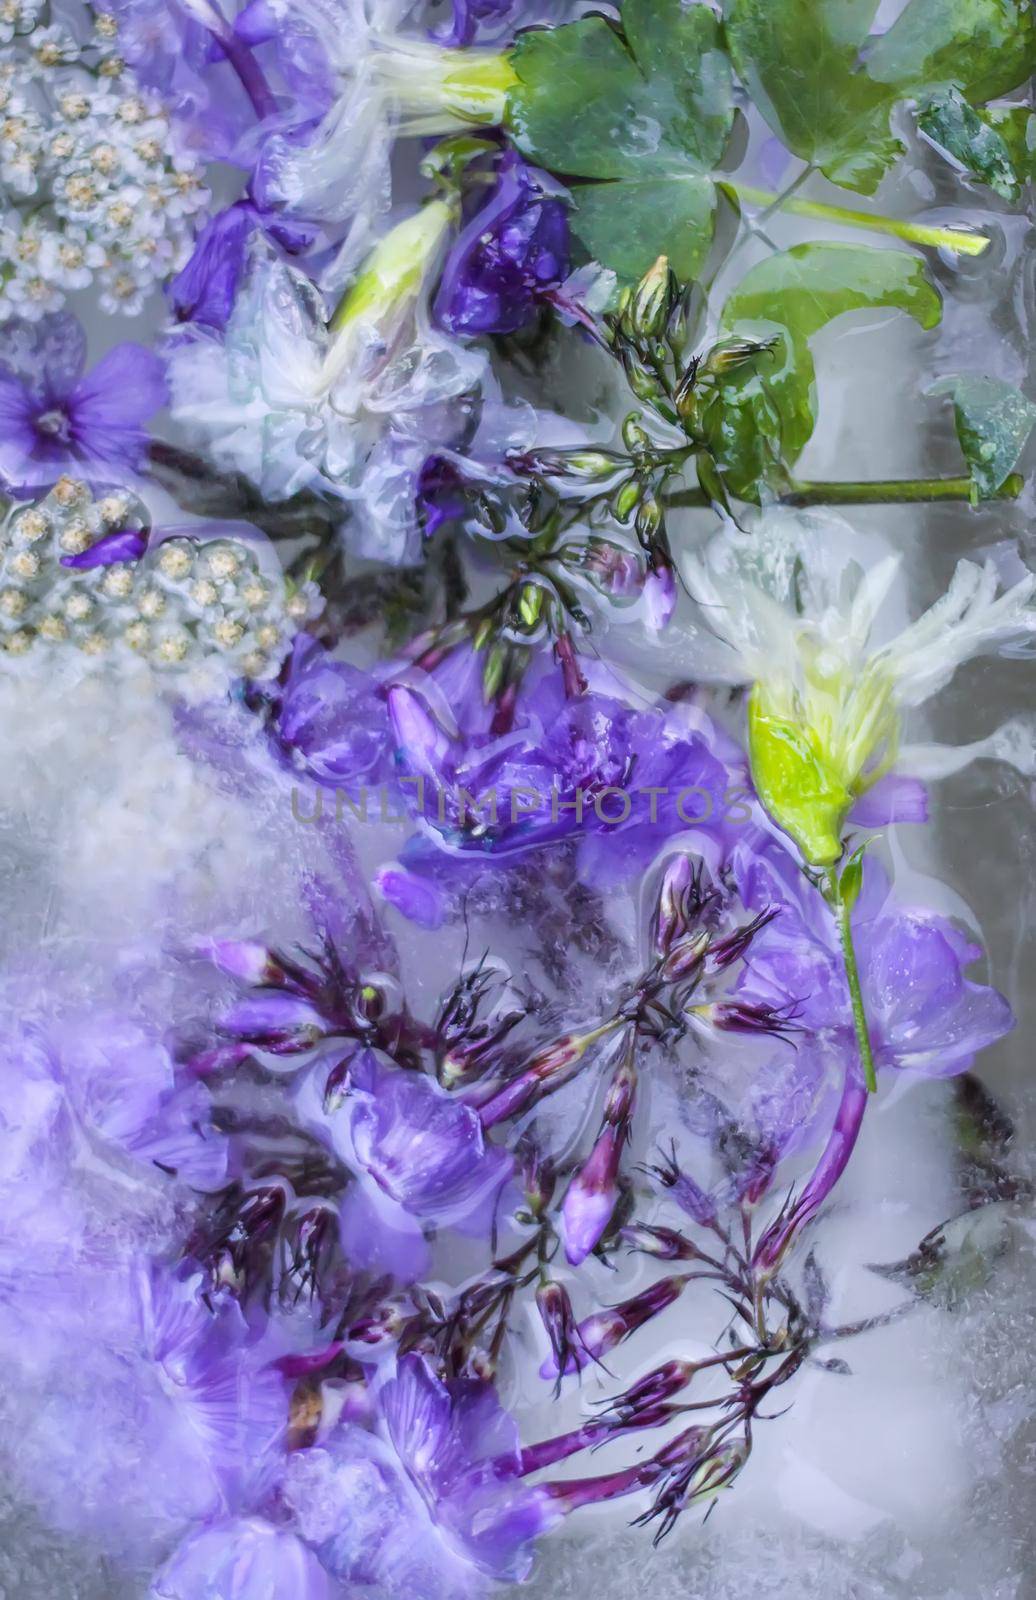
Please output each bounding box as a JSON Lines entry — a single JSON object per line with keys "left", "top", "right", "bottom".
{"left": 508, "top": 0, "right": 733, "bottom": 178}
{"left": 723, "top": 0, "right": 1036, "bottom": 194}
{"left": 839, "top": 844, "right": 867, "bottom": 911}
{"left": 931, "top": 375, "right": 1036, "bottom": 500}
{"left": 916, "top": 87, "right": 1032, "bottom": 200}
{"left": 507, "top": 0, "right": 732, "bottom": 277}
{"left": 569, "top": 175, "right": 716, "bottom": 283}
{"left": 866, "top": 0, "right": 1036, "bottom": 105}
{"left": 713, "top": 244, "right": 942, "bottom": 494}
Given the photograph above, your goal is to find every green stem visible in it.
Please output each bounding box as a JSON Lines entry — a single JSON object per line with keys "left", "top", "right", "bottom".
{"left": 830, "top": 891, "right": 878, "bottom": 1094}
{"left": 664, "top": 473, "right": 1022, "bottom": 510}
{"left": 720, "top": 181, "right": 989, "bottom": 257}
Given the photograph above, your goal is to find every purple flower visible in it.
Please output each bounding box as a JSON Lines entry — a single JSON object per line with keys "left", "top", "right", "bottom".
{"left": 434, "top": 150, "right": 569, "bottom": 338}
{"left": 49, "top": 1011, "right": 229, "bottom": 1189}
{"left": 305, "top": 1049, "right": 512, "bottom": 1280}
{"left": 0, "top": 315, "right": 166, "bottom": 493}
{"left": 271, "top": 635, "right": 395, "bottom": 789}
{"left": 169, "top": 203, "right": 263, "bottom": 331}
{"left": 150, "top": 1517, "right": 333, "bottom": 1600}
{"left": 734, "top": 845, "right": 1012, "bottom": 1079}
{"left": 384, "top": 652, "right": 743, "bottom": 889}
{"left": 285, "top": 1355, "right": 554, "bottom": 1593}
{"left": 5, "top": 1263, "right": 287, "bottom": 1550}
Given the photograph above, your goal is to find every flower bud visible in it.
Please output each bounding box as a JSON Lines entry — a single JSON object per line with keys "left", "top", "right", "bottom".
{"left": 653, "top": 855, "right": 712, "bottom": 957}
{"left": 195, "top": 937, "right": 291, "bottom": 988}
{"left": 611, "top": 478, "right": 642, "bottom": 523}
{"left": 635, "top": 494, "right": 663, "bottom": 543}
{"left": 620, "top": 1222, "right": 698, "bottom": 1260}
{"left": 321, "top": 200, "right": 455, "bottom": 392}
{"left": 702, "top": 335, "right": 777, "bottom": 379}
{"left": 621, "top": 414, "right": 651, "bottom": 454}
{"left": 629, "top": 255, "right": 676, "bottom": 339}
{"left": 541, "top": 1274, "right": 690, "bottom": 1379}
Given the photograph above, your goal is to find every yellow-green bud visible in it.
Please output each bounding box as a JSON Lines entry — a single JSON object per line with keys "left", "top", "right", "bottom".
{"left": 747, "top": 687, "right": 850, "bottom": 867}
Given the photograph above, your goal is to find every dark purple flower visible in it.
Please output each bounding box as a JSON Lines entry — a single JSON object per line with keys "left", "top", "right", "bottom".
{"left": 560, "top": 1050, "right": 636, "bottom": 1265}
{"left": 169, "top": 203, "right": 263, "bottom": 331}
{"left": 150, "top": 1517, "right": 333, "bottom": 1600}
{"left": 272, "top": 635, "right": 395, "bottom": 789}
{"left": 434, "top": 150, "right": 569, "bottom": 338}
{"left": 60, "top": 527, "right": 148, "bottom": 568}
{"left": 416, "top": 453, "right": 472, "bottom": 538}
{"left": 285, "top": 1354, "right": 555, "bottom": 1592}
{"left": 0, "top": 315, "right": 166, "bottom": 493}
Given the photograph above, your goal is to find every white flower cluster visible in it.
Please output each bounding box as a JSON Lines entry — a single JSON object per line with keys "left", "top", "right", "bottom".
{"left": 0, "top": 477, "right": 318, "bottom": 682}
{"left": 0, "top": 6, "right": 209, "bottom": 320}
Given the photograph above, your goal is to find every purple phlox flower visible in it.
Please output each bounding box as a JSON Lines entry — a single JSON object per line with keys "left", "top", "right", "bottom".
{"left": 270, "top": 634, "right": 396, "bottom": 790}
{"left": 169, "top": 202, "right": 265, "bottom": 332}
{"left": 386, "top": 651, "right": 741, "bottom": 883}
{"left": 60, "top": 526, "right": 149, "bottom": 568}
{"left": 560, "top": 1048, "right": 636, "bottom": 1265}
{"left": 849, "top": 769, "right": 929, "bottom": 827}
{"left": 298, "top": 1049, "right": 512, "bottom": 1280}
{"left": 150, "top": 1516, "right": 334, "bottom": 1600}
{"left": 416, "top": 452, "right": 475, "bottom": 539}
{"left": 434, "top": 149, "right": 570, "bottom": 338}
{"left": 50, "top": 1011, "right": 229, "bottom": 1190}
{"left": 0, "top": 314, "right": 166, "bottom": 493}
{"left": 285, "top": 1354, "right": 555, "bottom": 1592}
{"left": 734, "top": 850, "right": 1013, "bottom": 1079}
{"left": 8, "top": 1263, "right": 287, "bottom": 1548}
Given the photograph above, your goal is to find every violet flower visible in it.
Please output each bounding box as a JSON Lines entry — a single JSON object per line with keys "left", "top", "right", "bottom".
{"left": 284, "top": 1354, "right": 556, "bottom": 1593}
{"left": 434, "top": 149, "right": 569, "bottom": 337}
{"left": 0, "top": 315, "right": 166, "bottom": 493}
{"left": 150, "top": 1518, "right": 333, "bottom": 1600}
{"left": 733, "top": 847, "right": 1013, "bottom": 1080}
{"left": 301, "top": 1048, "right": 512, "bottom": 1280}
{"left": 383, "top": 651, "right": 742, "bottom": 898}
{"left": 270, "top": 634, "right": 396, "bottom": 790}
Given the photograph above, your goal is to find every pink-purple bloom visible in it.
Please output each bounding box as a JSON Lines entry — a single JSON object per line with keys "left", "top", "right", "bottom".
{"left": 150, "top": 1517, "right": 333, "bottom": 1600}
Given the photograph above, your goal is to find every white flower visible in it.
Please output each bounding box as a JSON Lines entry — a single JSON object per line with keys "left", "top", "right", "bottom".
{"left": 167, "top": 204, "right": 486, "bottom": 561}
{"left": 683, "top": 508, "right": 1035, "bottom": 865}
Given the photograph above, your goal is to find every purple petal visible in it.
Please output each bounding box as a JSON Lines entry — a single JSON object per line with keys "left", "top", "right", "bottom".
{"left": 60, "top": 528, "right": 148, "bottom": 568}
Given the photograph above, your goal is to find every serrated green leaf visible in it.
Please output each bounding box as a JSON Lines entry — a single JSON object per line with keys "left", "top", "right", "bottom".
{"left": 866, "top": 0, "right": 1036, "bottom": 105}
{"left": 714, "top": 244, "right": 942, "bottom": 494}
{"left": 569, "top": 175, "right": 716, "bottom": 283}
{"left": 723, "top": 0, "right": 1036, "bottom": 195}
{"left": 931, "top": 375, "right": 1036, "bottom": 500}
{"left": 508, "top": 0, "right": 732, "bottom": 179}
{"left": 507, "top": 0, "right": 731, "bottom": 277}
{"left": 916, "top": 87, "right": 1027, "bottom": 200}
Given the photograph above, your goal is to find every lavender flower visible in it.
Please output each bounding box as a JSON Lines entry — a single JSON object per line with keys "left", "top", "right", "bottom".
{"left": 734, "top": 849, "right": 1013, "bottom": 1080}
{"left": 270, "top": 634, "right": 395, "bottom": 789}
{"left": 285, "top": 1354, "right": 555, "bottom": 1593}
{"left": 0, "top": 314, "right": 166, "bottom": 492}
{"left": 305, "top": 1049, "right": 512, "bottom": 1280}
{"left": 434, "top": 149, "right": 569, "bottom": 337}
{"left": 150, "top": 1518, "right": 333, "bottom": 1600}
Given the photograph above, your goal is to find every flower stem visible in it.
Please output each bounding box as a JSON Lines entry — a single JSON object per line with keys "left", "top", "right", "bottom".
{"left": 179, "top": 0, "right": 278, "bottom": 120}
{"left": 831, "top": 891, "right": 877, "bottom": 1094}
{"left": 664, "top": 474, "right": 1022, "bottom": 510}
{"left": 784, "top": 474, "right": 1022, "bottom": 505}
{"left": 720, "top": 181, "right": 989, "bottom": 256}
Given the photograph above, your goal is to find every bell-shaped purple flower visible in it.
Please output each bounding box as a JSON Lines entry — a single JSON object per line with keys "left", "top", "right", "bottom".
{"left": 434, "top": 150, "right": 569, "bottom": 338}
{"left": 150, "top": 1518, "right": 333, "bottom": 1600}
